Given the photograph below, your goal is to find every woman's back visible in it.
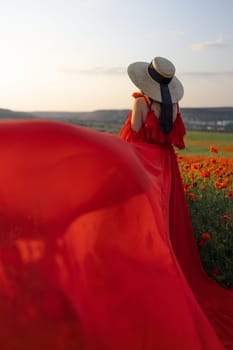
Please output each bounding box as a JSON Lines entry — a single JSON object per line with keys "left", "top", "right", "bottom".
{"left": 119, "top": 92, "right": 186, "bottom": 149}
{"left": 131, "top": 94, "right": 178, "bottom": 132}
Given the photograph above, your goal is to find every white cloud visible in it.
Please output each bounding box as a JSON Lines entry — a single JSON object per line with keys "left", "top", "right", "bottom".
{"left": 191, "top": 37, "right": 225, "bottom": 52}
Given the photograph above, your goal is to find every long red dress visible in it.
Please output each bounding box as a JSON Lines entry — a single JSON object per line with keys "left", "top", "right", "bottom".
{"left": 0, "top": 93, "right": 232, "bottom": 349}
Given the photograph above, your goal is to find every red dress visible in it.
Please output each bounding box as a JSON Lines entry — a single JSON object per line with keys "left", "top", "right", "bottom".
{"left": 0, "top": 95, "right": 232, "bottom": 350}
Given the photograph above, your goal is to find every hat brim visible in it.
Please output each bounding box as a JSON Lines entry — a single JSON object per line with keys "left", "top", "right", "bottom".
{"left": 127, "top": 62, "right": 184, "bottom": 103}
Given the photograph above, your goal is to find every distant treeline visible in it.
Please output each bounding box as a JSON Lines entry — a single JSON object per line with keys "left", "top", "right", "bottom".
{"left": 0, "top": 107, "right": 233, "bottom": 133}
{"left": 181, "top": 108, "right": 233, "bottom": 132}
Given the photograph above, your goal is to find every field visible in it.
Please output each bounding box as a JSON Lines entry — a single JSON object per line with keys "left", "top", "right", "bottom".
{"left": 179, "top": 131, "right": 233, "bottom": 156}
{"left": 176, "top": 131, "right": 233, "bottom": 288}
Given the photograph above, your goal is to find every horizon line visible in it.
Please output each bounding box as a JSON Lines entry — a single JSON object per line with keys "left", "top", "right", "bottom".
{"left": 2, "top": 106, "right": 233, "bottom": 114}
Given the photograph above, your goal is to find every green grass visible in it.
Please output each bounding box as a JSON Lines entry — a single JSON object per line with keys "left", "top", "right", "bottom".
{"left": 179, "top": 131, "right": 233, "bottom": 156}
{"left": 185, "top": 131, "right": 233, "bottom": 141}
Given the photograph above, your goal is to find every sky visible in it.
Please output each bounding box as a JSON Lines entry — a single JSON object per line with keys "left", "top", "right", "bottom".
{"left": 0, "top": 0, "right": 232, "bottom": 111}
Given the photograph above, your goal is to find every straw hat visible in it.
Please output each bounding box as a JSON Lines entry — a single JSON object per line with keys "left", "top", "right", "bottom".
{"left": 127, "top": 56, "right": 184, "bottom": 103}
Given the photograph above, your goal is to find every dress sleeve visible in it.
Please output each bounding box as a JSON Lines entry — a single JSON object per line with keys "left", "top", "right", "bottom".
{"left": 119, "top": 112, "right": 145, "bottom": 142}
{"left": 170, "top": 112, "right": 186, "bottom": 149}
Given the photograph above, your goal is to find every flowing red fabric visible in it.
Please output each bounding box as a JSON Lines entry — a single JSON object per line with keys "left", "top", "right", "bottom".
{"left": 0, "top": 97, "right": 232, "bottom": 349}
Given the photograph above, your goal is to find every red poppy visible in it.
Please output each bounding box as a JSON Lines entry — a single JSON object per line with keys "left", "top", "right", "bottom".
{"left": 183, "top": 183, "right": 191, "bottom": 192}
{"left": 220, "top": 215, "right": 230, "bottom": 221}
{"left": 189, "top": 173, "right": 195, "bottom": 180}
{"left": 200, "top": 170, "right": 210, "bottom": 178}
{"left": 214, "top": 181, "right": 228, "bottom": 189}
{"left": 211, "top": 268, "right": 220, "bottom": 277}
{"left": 191, "top": 163, "right": 201, "bottom": 170}
{"left": 184, "top": 164, "right": 191, "bottom": 171}
{"left": 199, "top": 233, "right": 211, "bottom": 246}
{"left": 187, "top": 193, "right": 195, "bottom": 200}
{"left": 221, "top": 182, "right": 228, "bottom": 189}
{"left": 201, "top": 233, "right": 211, "bottom": 241}
{"left": 210, "top": 146, "right": 218, "bottom": 153}
{"left": 201, "top": 185, "right": 206, "bottom": 191}
{"left": 225, "top": 190, "right": 233, "bottom": 198}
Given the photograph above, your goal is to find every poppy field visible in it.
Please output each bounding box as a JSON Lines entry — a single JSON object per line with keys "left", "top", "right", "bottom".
{"left": 177, "top": 133, "right": 233, "bottom": 288}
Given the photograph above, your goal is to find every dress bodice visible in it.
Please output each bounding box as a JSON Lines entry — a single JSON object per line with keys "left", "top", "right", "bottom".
{"left": 119, "top": 92, "right": 186, "bottom": 149}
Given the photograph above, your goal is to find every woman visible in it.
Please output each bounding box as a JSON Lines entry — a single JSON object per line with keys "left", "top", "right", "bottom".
{"left": 119, "top": 57, "right": 233, "bottom": 349}
{"left": 0, "top": 57, "right": 232, "bottom": 350}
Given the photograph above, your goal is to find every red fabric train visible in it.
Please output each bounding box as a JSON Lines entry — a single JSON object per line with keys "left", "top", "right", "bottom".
{"left": 0, "top": 99, "right": 232, "bottom": 349}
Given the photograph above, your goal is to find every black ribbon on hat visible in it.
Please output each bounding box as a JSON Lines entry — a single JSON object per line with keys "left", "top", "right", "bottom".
{"left": 148, "top": 63, "right": 172, "bottom": 85}
{"left": 148, "top": 62, "right": 173, "bottom": 134}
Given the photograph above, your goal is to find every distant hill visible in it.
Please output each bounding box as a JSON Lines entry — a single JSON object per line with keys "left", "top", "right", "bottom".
{"left": 0, "top": 108, "right": 35, "bottom": 120}
{"left": 33, "top": 107, "right": 233, "bottom": 132}
{"left": 181, "top": 107, "right": 233, "bottom": 121}
{"left": 32, "top": 109, "right": 130, "bottom": 123}
{"left": 32, "top": 107, "right": 233, "bottom": 122}
{"left": 0, "top": 107, "right": 233, "bottom": 132}
{"left": 181, "top": 108, "right": 233, "bottom": 132}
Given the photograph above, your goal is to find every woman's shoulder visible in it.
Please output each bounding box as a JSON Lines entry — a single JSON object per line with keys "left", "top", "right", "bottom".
{"left": 132, "top": 92, "right": 151, "bottom": 112}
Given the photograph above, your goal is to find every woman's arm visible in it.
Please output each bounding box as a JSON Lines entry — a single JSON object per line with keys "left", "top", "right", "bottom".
{"left": 131, "top": 97, "right": 145, "bottom": 132}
